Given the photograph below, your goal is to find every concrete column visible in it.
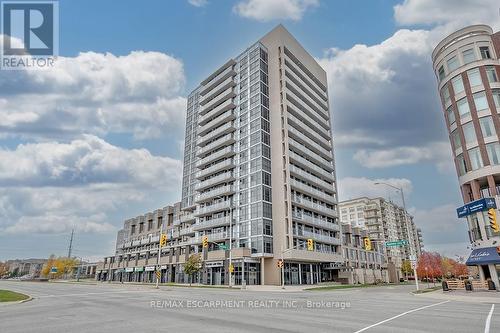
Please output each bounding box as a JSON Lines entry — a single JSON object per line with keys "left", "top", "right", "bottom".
{"left": 487, "top": 264, "right": 500, "bottom": 290}
{"left": 310, "top": 264, "right": 313, "bottom": 284}
{"left": 471, "top": 180, "right": 481, "bottom": 201}
{"left": 487, "top": 175, "right": 497, "bottom": 196}
{"left": 479, "top": 265, "right": 486, "bottom": 282}
{"left": 261, "top": 258, "right": 265, "bottom": 285}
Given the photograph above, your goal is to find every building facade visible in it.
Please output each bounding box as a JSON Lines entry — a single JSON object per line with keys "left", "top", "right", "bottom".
{"left": 432, "top": 25, "right": 500, "bottom": 288}
{"left": 6, "top": 259, "right": 47, "bottom": 278}
{"left": 339, "top": 197, "right": 423, "bottom": 283}
{"left": 99, "top": 25, "right": 341, "bottom": 286}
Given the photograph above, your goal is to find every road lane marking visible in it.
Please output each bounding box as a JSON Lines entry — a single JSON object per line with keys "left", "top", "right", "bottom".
{"left": 484, "top": 304, "right": 495, "bottom": 333}
{"left": 353, "top": 300, "right": 450, "bottom": 333}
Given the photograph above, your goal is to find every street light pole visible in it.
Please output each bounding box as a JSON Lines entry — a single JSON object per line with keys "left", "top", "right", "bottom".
{"left": 156, "top": 224, "right": 163, "bottom": 289}
{"left": 375, "top": 182, "right": 419, "bottom": 291}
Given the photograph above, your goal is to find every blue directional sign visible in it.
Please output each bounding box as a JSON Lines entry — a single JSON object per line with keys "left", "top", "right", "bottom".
{"left": 456, "top": 197, "right": 496, "bottom": 218}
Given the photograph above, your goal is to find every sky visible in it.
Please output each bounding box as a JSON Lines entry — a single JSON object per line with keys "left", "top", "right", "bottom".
{"left": 1, "top": 0, "right": 500, "bottom": 262}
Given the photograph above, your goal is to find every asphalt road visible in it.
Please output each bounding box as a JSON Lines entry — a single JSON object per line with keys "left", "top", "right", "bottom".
{"left": 0, "top": 281, "right": 498, "bottom": 333}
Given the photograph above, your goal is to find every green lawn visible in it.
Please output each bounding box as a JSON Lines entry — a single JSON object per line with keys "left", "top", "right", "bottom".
{"left": 0, "top": 289, "right": 29, "bottom": 302}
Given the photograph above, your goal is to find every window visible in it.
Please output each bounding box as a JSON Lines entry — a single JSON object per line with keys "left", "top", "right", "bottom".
{"left": 438, "top": 66, "right": 445, "bottom": 81}
{"left": 447, "top": 106, "right": 455, "bottom": 126}
{"left": 457, "top": 154, "right": 467, "bottom": 175}
{"left": 447, "top": 56, "right": 459, "bottom": 72}
{"left": 493, "top": 90, "right": 500, "bottom": 109}
{"left": 486, "top": 143, "right": 500, "bottom": 165}
{"left": 480, "top": 116, "right": 496, "bottom": 138}
{"left": 463, "top": 122, "right": 476, "bottom": 144}
{"left": 452, "top": 130, "right": 462, "bottom": 150}
{"left": 441, "top": 84, "right": 451, "bottom": 104}
{"left": 462, "top": 48, "right": 476, "bottom": 64}
{"left": 452, "top": 75, "right": 464, "bottom": 94}
{"left": 468, "top": 147, "right": 483, "bottom": 170}
{"left": 467, "top": 68, "right": 482, "bottom": 86}
{"left": 486, "top": 67, "right": 498, "bottom": 83}
{"left": 480, "top": 46, "right": 491, "bottom": 59}
{"left": 457, "top": 98, "right": 470, "bottom": 118}
{"left": 473, "top": 92, "right": 488, "bottom": 111}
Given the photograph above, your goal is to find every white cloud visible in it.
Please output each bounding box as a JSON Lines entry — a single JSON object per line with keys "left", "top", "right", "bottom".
{"left": 188, "top": 0, "right": 208, "bottom": 7}
{"left": 0, "top": 43, "right": 187, "bottom": 140}
{"left": 394, "top": 0, "right": 500, "bottom": 30}
{"left": 0, "top": 136, "right": 182, "bottom": 235}
{"left": 233, "top": 0, "right": 318, "bottom": 21}
{"left": 338, "top": 177, "right": 413, "bottom": 202}
{"left": 0, "top": 134, "right": 182, "bottom": 187}
{"left": 353, "top": 141, "right": 455, "bottom": 172}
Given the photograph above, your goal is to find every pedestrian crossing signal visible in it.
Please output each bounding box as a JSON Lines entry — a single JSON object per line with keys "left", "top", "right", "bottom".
{"left": 488, "top": 208, "right": 499, "bottom": 233}
{"left": 307, "top": 238, "right": 314, "bottom": 251}
{"left": 160, "top": 234, "right": 167, "bottom": 247}
{"left": 277, "top": 259, "right": 284, "bottom": 268}
{"left": 364, "top": 237, "right": 372, "bottom": 251}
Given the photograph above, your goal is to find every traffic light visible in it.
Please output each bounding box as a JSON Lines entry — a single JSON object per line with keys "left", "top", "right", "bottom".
{"left": 159, "top": 233, "right": 167, "bottom": 247}
{"left": 277, "top": 259, "right": 284, "bottom": 268}
{"left": 488, "top": 208, "right": 499, "bottom": 233}
{"left": 229, "top": 263, "right": 234, "bottom": 273}
{"left": 364, "top": 237, "right": 372, "bottom": 251}
{"left": 202, "top": 235, "right": 209, "bottom": 248}
{"left": 307, "top": 238, "right": 314, "bottom": 251}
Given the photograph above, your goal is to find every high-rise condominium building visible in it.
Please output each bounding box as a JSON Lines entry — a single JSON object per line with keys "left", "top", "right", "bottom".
{"left": 180, "top": 25, "right": 341, "bottom": 285}
{"left": 432, "top": 25, "right": 500, "bottom": 287}
{"left": 339, "top": 197, "right": 423, "bottom": 283}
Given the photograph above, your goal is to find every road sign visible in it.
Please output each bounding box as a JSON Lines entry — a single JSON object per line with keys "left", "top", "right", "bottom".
{"left": 218, "top": 244, "right": 228, "bottom": 250}
{"left": 50, "top": 267, "right": 57, "bottom": 273}
{"left": 409, "top": 254, "right": 417, "bottom": 261}
{"left": 411, "top": 261, "right": 417, "bottom": 269}
{"left": 385, "top": 240, "right": 408, "bottom": 247}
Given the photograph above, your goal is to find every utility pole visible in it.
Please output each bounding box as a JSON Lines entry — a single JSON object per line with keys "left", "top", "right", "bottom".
{"left": 67, "top": 229, "right": 74, "bottom": 258}
{"left": 156, "top": 223, "right": 163, "bottom": 289}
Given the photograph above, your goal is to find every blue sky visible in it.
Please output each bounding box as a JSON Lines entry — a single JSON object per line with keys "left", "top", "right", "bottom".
{"left": 1, "top": 0, "right": 499, "bottom": 261}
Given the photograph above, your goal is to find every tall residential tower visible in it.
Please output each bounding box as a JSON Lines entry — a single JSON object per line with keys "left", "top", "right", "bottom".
{"left": 180, "top": 25, "right": 341, "bottom": 285}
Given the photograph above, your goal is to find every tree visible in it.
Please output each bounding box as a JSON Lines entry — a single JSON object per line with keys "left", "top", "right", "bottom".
{"left": 184, "top": 254, "right": 202, "bottom": 286}
{"left": 441, "top": 257, "right": 454, "bottom": 279}
{"left": 0, "top": 261, "right": 8, "bottom": 278}
{"left": 401, "top": 260, "right": 412, "bottom": 279}
{"left": 417, "top": 251, "right": 442, "bottom": 281}
{"left": 41, "top": 256, "right": 78, "bottom": 279}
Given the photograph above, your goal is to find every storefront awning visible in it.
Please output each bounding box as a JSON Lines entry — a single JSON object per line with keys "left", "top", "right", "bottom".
{"left": 466, "top": 247, "right": 500, "bottom": 265}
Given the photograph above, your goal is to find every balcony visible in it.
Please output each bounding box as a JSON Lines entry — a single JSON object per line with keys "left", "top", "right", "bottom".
{"left": 284, "top": 67, "right": 328, "bottom": 111}
{"left": 200, "top": 87, "right": 236, "bottom": 117}
{"left": 195, "top": 185, "right": 235, "bottom": 203}
{"left": 200, "top": 63, "right": 236, "bottom": 96}
{"left": 195, "top": 172, "right": 235, "bottom": 191}
{"left": 197, "top": 123, "right": 236, "bottom": 148}
{"left": 193, "top": 215, "right": 233, "bottom": 231}
{"left": 200, "top": 77, "right": 236, "bottom": 107}
{"left": 294, "top": 230, "right": 340, "bottom": 245}
{"left": 289, "top": 179, "right": 336, "bottom": 204}
{"left": 288, "top": 138, "right": 332, "bottom": 171}
{"left": 283, "top": 53, "right": 328, "bottom": 101}
{"left": 288, "top": 126, "right": 332, "bottom": 161}
{"left": 289, "top": 164, "right": 334, "bottom": 192}
{"left": 197, "top": 133, "right": 235, "bottom": 156}
{"left": 180, "top": 213, "right": 196, "bottom": 223}
{"left": 292, "top": 211, "right": 339, "bottom": 231}
{"left": 285, "top": 86, "right": 329, "bottom": 128}
{"left": 198, "top": 98, "right": 236, "bottom": 126}
{"left": 198, "top": 110, "right": 236, "bottom": 136}
{"left": 196, "top": 146, "right": 235, "bottom": 169}
{"left": 287, "top": 110, "right": 330, "bottom": 143}
{"left": 288, "top": 150, "right": 333, "bottom": 181}
{"left": 194, "top": 200, "right": 232, "bottom": 217}
{"left": 196, "top": 159, "right": 235, "bottom": 180}
{"left": 179, "top": 227, "right": 195, "bottom": 236}
{"left": 292, "top": 195, "right": 337, "bottom": 217}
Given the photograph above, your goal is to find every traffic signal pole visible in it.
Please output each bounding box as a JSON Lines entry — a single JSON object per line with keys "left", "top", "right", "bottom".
{"left": 156, "top": 224, "right": 162, "bottom": 289}
{"left": 280, "top": 239, "right": 314, "bottom": 289}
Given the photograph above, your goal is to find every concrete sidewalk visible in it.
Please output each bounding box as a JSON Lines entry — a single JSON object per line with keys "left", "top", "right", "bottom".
{"left": 416, "top": 289, "right": 500, "bottom": 304}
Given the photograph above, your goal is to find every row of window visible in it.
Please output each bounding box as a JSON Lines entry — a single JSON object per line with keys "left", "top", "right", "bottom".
{"left": 438, "top": 45, "right": 492, "bottom": 81}
{"left": 452, "top": 116, "right": 497, "bottom": 150}
{"left": 456, "top": 142, "right": 500, "bottom": 175}
{"left": 442, "top": 67, "right": 498, "bottom": 105}
{"left": 447, "top": 90, "right": 500, "bottom": 127}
